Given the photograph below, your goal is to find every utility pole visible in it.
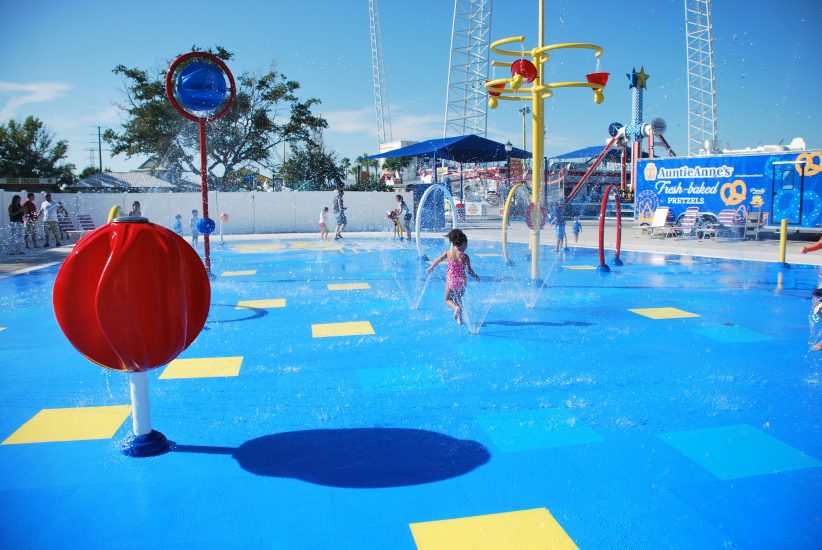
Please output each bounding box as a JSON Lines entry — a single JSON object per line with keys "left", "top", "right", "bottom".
{"left": 97, "top": 126, "right": 103, "bottom": 172}
{"left": 518, "top": 106, "right": 531, "bottom": 151}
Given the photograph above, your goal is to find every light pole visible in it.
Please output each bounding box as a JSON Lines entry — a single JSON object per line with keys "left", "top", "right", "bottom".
{"left": 504, "top": 141, "right": 513, "bottom": 192}
{"left": 517, "top": 107, "right": 530, "bottom": 151}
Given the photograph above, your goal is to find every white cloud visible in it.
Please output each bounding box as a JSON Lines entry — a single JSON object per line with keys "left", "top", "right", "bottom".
{"left": 0, "top": 81, "right": 73, "bottom": 120}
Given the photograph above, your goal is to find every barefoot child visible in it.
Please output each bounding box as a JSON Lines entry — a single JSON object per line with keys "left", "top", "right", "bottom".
{"left": 426, "top": 228, "right": 480, "bottom": 325}
{"left": 572, "top": 216, "right": 582, "bottom": 243}
{"left": 319, "top": 207, "right": 330, "bottom": 240}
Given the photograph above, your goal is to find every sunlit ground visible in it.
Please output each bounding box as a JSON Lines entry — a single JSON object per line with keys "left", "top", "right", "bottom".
{"left": 1, "top": 236, "right": 820, "bottom": 549}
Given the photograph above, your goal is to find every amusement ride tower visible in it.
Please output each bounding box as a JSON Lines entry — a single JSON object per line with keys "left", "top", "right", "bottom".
{"left": 685, "top": 0, "right": 719, "bottom": 155}
{"left": 369, "top": 0, "right": 392, "bottom": 145}
{"left": 444, "top": 0, "right": 493, "bottom": 137}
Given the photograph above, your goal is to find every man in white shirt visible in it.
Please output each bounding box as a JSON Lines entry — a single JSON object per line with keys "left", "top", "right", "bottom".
{"left": 38, "top": 192, "right": 61, "bottom": 247}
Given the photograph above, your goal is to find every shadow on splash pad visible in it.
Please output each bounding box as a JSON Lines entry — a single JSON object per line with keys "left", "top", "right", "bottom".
{"left": 174, "top": 428, "right": 490, "bottom": 488}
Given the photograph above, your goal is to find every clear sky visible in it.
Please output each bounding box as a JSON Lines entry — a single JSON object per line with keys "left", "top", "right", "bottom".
{"left": 1, "top": 0, "right": 819, "bottom": 174}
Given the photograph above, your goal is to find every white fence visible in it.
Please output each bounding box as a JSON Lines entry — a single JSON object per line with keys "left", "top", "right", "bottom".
{"left": 0, "top": 190, "right": 412, "bottom": 235}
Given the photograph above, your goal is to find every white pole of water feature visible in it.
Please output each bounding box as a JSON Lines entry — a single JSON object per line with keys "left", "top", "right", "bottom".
{"left": 129, "top": 371, "right": 152, "bottom": 436}
{"left": 415, "top": 183, "right": 459, "bottom": 260}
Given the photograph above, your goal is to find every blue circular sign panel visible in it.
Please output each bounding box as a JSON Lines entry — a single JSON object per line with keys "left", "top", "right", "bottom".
{"left": 197, "top": 216, "right": 216, "bottom": 235}
{"left": 176, "top": 62, "right": 228, "bottom": 112}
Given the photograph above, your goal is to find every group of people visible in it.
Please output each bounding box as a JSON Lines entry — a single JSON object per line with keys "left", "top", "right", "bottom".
{"left": 319, "top": 188, "right": 350, "bottom": 241}
{"left": 6, "top": 192, "right": 68, "bottom": 254}
{"left": 388, "top": 194, "right": 412, "bottom": 241}
{"left": 170, "top": 208, "right": 205, "bottom": 248}
{"left": 547, "top": 202, "right": 582, "bottom": 252}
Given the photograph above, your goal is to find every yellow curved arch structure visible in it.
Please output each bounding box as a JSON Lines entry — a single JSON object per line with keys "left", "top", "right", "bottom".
{"left": 501, "top": 183, "right": 525, "bottom": 265}
{"left": 107, "top": 205, "right": 124, "bottom": 223}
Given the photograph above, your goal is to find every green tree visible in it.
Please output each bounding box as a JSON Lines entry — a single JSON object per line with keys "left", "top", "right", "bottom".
{"left": 104, "top": 46, "right": 327, "bottom": 190}
{"left": 0, "top": 116, "right": 74, "bottom": 183}
{"left": 281, "top": 139, "right": 346, "bottom": 190}
{"left": 77, "top": 166, "right": 99, "bottom": 180}
{"left": 382, "top": 156, "right": 412, "bottom": 175}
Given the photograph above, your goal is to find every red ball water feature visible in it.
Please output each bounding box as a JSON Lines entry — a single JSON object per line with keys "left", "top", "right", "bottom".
{"left": 53, "top": 218, "right": 210, "bottom": 372}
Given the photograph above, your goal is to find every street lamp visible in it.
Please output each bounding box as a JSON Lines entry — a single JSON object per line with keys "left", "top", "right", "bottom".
{"left": 518, "top": 107, "right": 530, "bottom": 151}
{"left": 504, "top": 141, "right": 513, "bottom": 191}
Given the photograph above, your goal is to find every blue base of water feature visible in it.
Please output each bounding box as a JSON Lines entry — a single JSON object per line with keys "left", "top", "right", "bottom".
{"left": 120, "top": 429, "right": 170, "bottom": 457}
{"left": 1, "top": 236, "right": 820, "bottom": 548}
{"left": 597, "top": 264, "right": 611, "bottom": 273}
{"left": 612, "top": 257, "right": 624, "bottom": 266}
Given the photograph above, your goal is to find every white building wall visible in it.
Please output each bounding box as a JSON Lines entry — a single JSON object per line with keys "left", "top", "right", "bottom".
{"left": 0, "top": 190, "right": 411, "bottom": 234}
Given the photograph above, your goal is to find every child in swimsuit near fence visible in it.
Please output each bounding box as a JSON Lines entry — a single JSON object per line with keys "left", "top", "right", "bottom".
{"left": 426, "top": 228, "right": 480, "bottom": 325}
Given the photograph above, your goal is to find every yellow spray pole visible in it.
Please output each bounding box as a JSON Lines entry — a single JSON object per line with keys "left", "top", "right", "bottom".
{"left": 778, "top": 218, "right": 790, "bottom": 268}
{"left": 486, "top": 0, "right": 606, "bottom": 283}
{"left": 530, "top": 0, "right": 544, "bottom": 280}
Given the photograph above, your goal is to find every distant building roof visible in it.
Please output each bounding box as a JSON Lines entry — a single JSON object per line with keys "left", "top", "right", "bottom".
{"left": 73, "top": 172, "right": 176, "bottom": 191}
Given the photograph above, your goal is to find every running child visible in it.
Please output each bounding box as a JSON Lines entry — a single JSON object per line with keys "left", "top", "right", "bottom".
{"left": 551, "top": 202, "right": 567, "bottom": 251}
{"left": 426, "top": 228, "right": 480, "bottom": 325}
{"left": 319, "top": 207, "right": 330, "bottom": 240}
{"left": 572, "top": 216, "right": 582, "bottom": 243}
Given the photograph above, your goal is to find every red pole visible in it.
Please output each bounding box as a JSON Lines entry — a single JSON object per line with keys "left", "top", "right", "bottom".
{"left": 620, "top": 146, "right": 627, "bottom": 192}
{"left": 199, "top": 119, "right": 211, "bottom": 276}
{"left": 598, "top": 185, "right": 609, "bottom": 268}
{"left": 563, "top": 134, "right": 619, "bottom": 206}
{"left": 598, "top": 184, "right": 623, "bottom": 269}
{"left": 614, "top": 188, "right": 622, "bottom": 262}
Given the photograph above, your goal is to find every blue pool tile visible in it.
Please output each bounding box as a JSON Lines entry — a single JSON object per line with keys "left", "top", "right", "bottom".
{"left": 672, "top": 469, "right": 822, "bottom": 549}
{"left": 693, "top": 324, "right": 773, "bottom": 343}
{"left": 660, "top": 424, "right": 821, "bottom": 480}
{"left": 476, "top": 409, "right": 604, "bottom": 453}
{"left": 357, "top": 366, "right": 445, "bottom": 393}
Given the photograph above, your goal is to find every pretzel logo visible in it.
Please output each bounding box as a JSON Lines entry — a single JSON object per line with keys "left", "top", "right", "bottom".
{"left": 797, "top": 152, "right": 822, "bottom": 176}
{"left": 720, "top": 179, "right": 747, "bottom": 206}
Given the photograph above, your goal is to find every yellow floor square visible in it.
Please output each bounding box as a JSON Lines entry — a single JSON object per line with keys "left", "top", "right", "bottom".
{"left": 410, "top": 508, "right": 578, "bottom": 550}
{"left": 667, "top": 258, "right": 695, "bottom": 264}
{"left": 476, "top": 253, "right": 502, "bottom": 257}
{"left": 312, "top": 321, "right": 375, "bottom": 338}
{"left": 236, "top": 299, "right": 286, "bottom": 309}
{"left": 2, "top": 405, "right": 131, "bottom": 445}
{"left": 159, "top": 356, "right": 244, "bottom": 379}
{"left": 0, "top": 327, "right": 5, "bottom": 331}
{"left": 562, "top": 265, "right": 597, "bottom": 270}
{"left": 629, "top": 307, "right": 700, "bottom": 319}
{"left": 327, "top": 283, "right": 371, "bottom": 291}
{"left": 222, "top": 270, "right": 257, "bottom": 277}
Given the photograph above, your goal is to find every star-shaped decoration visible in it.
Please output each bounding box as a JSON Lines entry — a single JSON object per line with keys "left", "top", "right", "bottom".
{"left": 635, "top": 66, "right": 650, "bottom": 89}
{"left": 626, "top": 66, "right": 650, "bottom": 89}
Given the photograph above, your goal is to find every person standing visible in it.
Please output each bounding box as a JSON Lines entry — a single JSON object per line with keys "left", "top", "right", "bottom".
{"left": 395, "top": 194, "right": 412, "bottom": 241}
{"left": 189, "top": 209, "right": 200, "bottom": 248}
{"left": 173, "top": 214, "right": 183, "bottom": 236}
{"left": 333, "top": 188, "right": 347, "bottom": 240}
{"left": 7, "top": 195, "right": 25, "bottom": 255}
{"left": 129, "top": 201, "right": 142, "bottom": 217}
{"left": 38, "top": 192, "right": 61, "bottom": 247}
{"left": 22, "top": 192, "right": 38, "bottom": 248}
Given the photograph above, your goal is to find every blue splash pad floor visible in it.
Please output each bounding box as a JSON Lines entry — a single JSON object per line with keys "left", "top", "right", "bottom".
{"left": 1, "top": 237, "right": 820, "bottom": 549}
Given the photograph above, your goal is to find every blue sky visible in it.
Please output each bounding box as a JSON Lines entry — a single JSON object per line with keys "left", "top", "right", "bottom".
{"left": 1, "top": 0, "right": 819, "bottom": 174}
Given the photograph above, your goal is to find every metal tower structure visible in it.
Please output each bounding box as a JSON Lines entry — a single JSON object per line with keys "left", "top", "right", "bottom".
{"left": 444, "top": 0, "right": 493, "bottom": 138}
{"left": 684, "top": 0, "right": 719, "bottom": 155}
{"left": 369, "top": 0, "right": 392, "bottom": 145}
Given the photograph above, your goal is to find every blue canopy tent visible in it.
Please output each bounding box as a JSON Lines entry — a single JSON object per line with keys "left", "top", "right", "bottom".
{"left": 366, "top": 135, "right": 531, "bottom": 221}
{"left": 548, "top": 144, "right": 651, "bottom": 162}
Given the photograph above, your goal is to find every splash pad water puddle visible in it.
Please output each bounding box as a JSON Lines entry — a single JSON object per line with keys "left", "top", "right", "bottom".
{"left": 0, "top": 235, "right": 820, "bottom": 549}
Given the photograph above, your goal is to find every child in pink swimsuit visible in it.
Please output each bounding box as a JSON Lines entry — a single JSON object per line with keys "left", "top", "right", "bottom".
{"left": 427, "top": 229, "right": 480, "bottom": 325}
